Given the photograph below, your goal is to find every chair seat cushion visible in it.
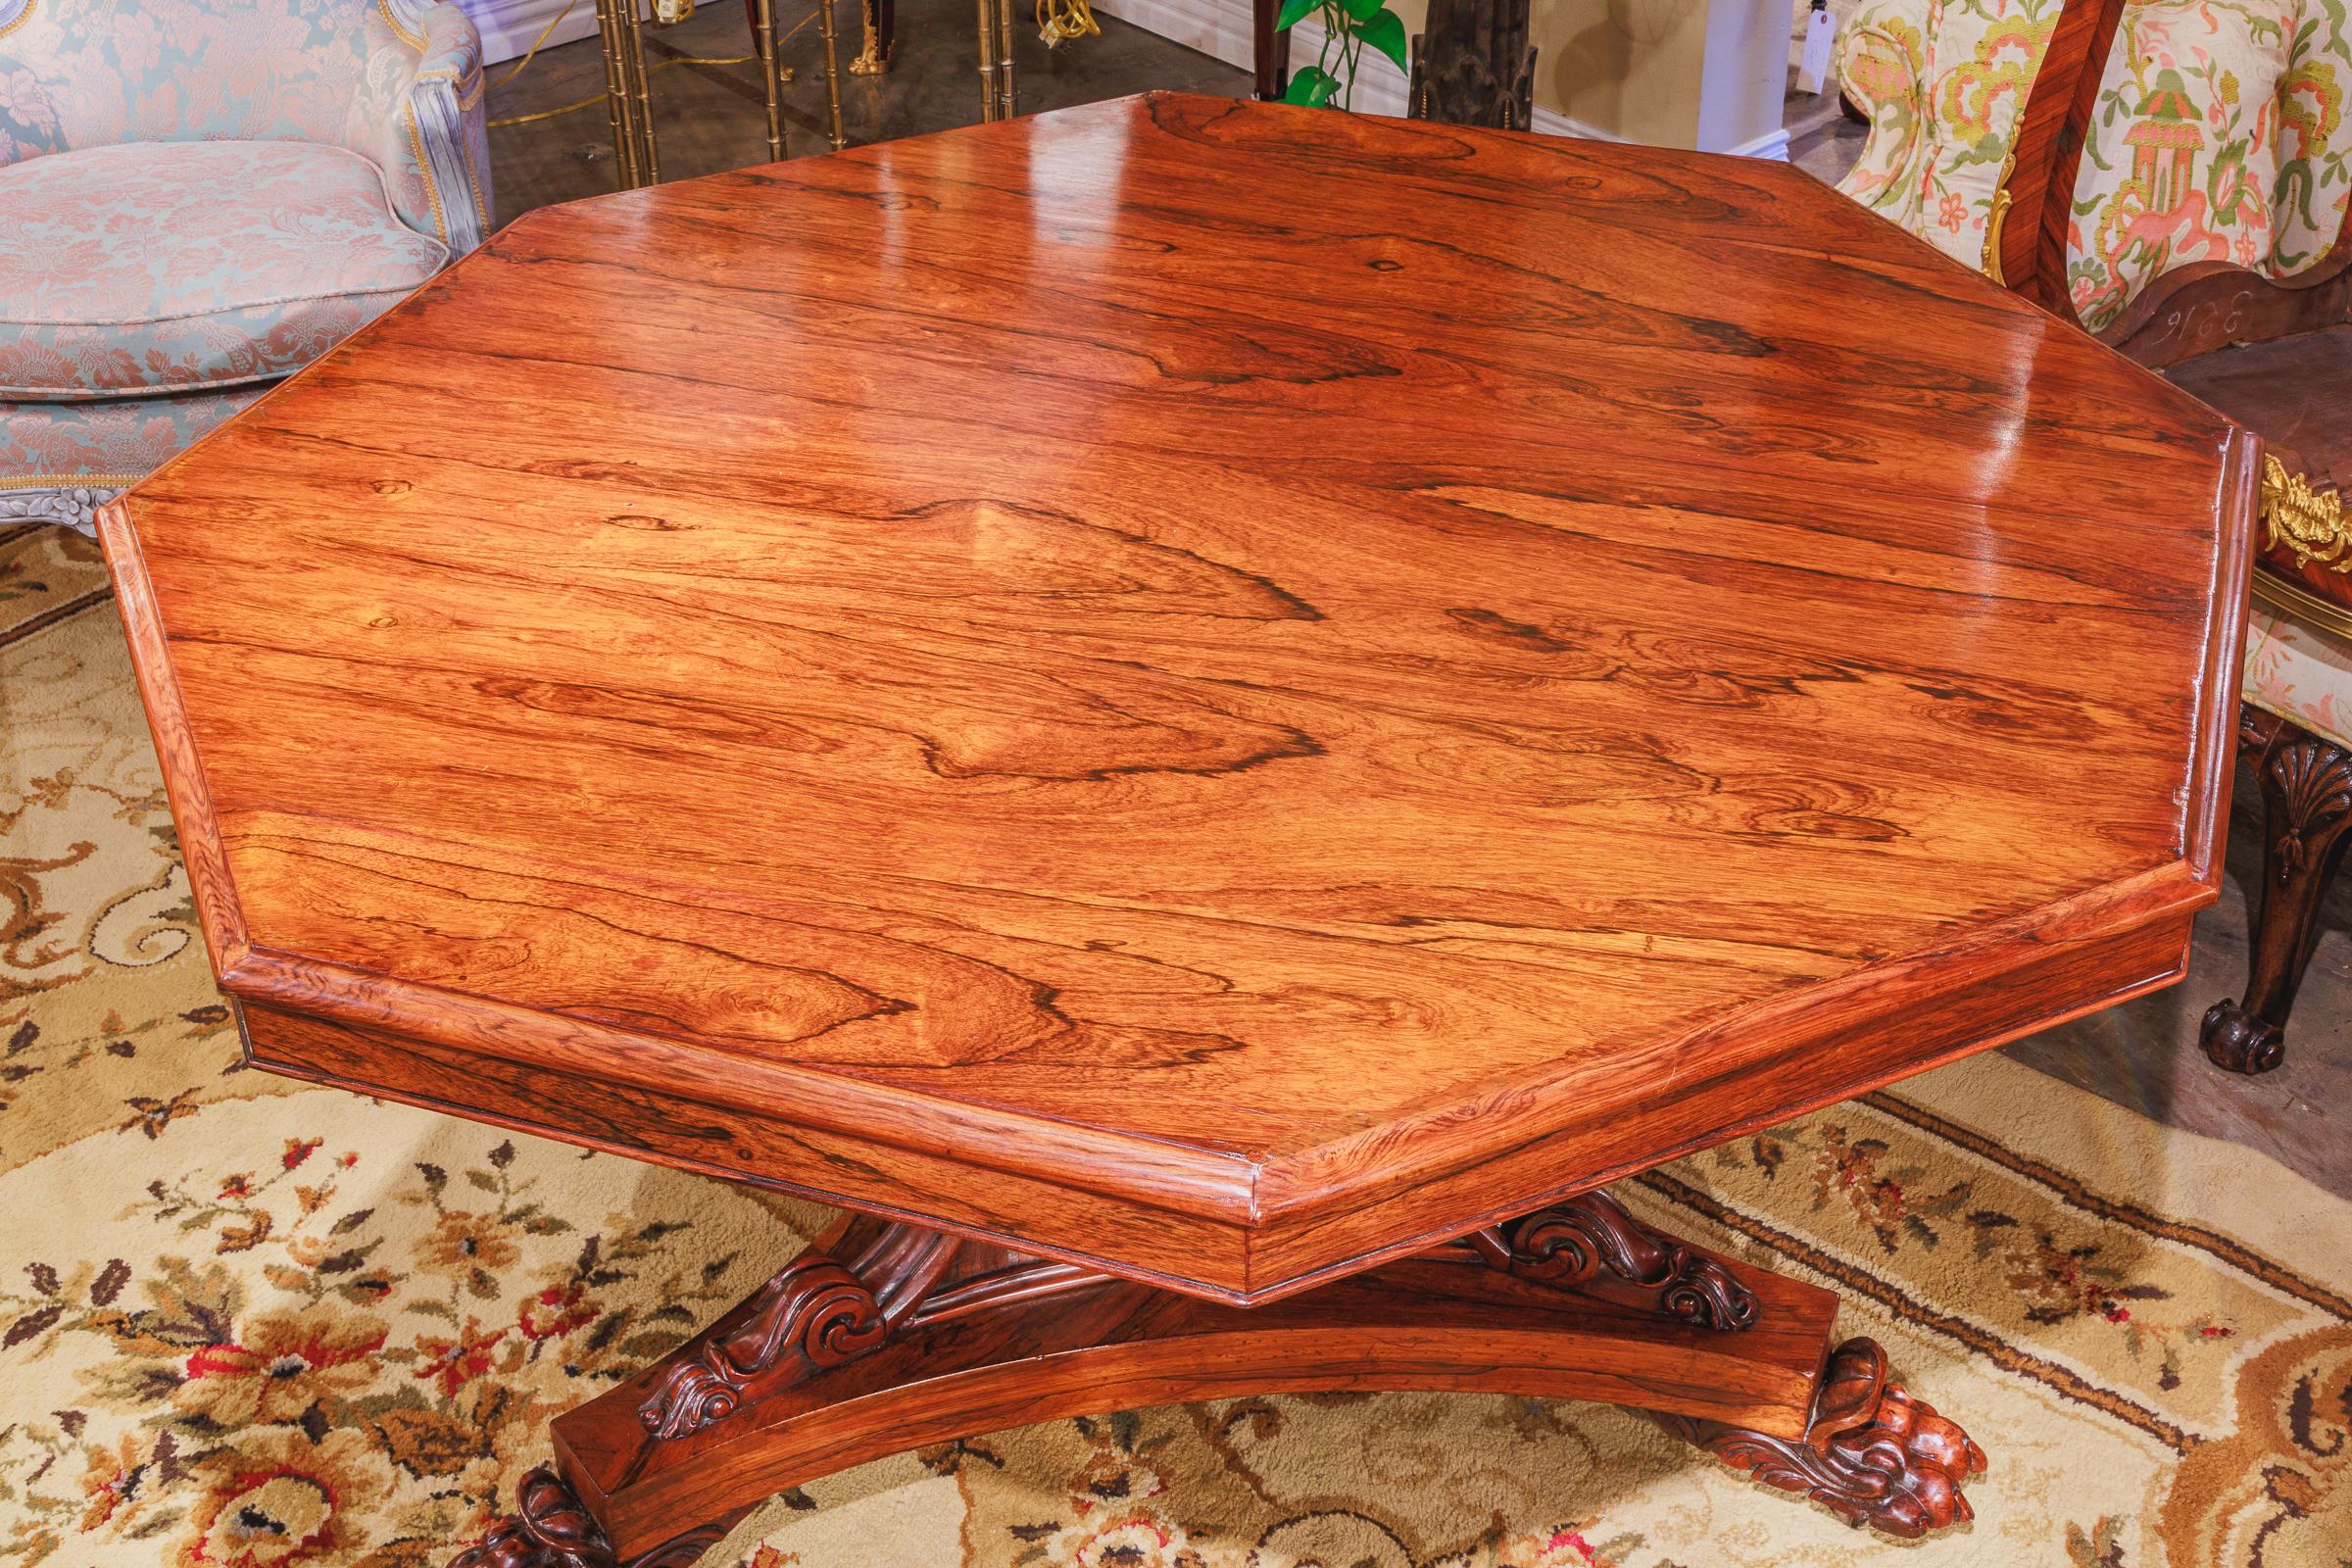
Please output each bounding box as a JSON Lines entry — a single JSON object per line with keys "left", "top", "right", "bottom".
{"left": 2245, "top": 600, "right": 2352, "bottom": 753}
{"left": 1, "top": 383, "right": 271, "bottom": 485}
{"left": 0, "top": 140, "right": 446, "bottom": 400}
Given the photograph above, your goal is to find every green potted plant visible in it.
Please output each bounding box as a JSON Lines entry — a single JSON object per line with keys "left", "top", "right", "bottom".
{"left": 1274, "top": 0, "right": 1410, "bottom": 108}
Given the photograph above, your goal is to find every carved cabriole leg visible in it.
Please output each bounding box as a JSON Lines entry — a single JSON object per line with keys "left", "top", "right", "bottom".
{"left": 2202, "top": 706, "right": 2352, "bottom": 1073}
{"left": 450, "top": 1195, "right": 1980, "bottom": 1564}
{"left": 1465, "top": 1187, "right": 1760, "bottom": 1330}
{"left": 1664, "top": 1339, "right": 1986, "bottom": 1540}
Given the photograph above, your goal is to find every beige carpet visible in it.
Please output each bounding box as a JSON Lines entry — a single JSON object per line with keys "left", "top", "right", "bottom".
{"left": 2, "top": 520, "right": 2346, "bottom": 1568}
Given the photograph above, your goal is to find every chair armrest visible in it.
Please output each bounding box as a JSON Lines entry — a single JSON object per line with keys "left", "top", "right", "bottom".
{"left": 1832, "top": 2, "right": 1931, "bottom": 224}
{"left": 348, "top": 0, "right": 495, "bottom": 255}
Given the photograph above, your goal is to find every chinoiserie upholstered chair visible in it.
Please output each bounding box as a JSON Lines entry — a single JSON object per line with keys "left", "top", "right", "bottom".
{"left": 0, "top": 0, "right": 492, "bottom": 533}
{"left": 1836, "top": 0, "right": 2352, "bottom": 1074}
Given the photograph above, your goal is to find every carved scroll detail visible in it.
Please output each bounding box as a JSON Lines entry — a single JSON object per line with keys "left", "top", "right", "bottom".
{"left": 448, "top": 1466, "right": 727, "bottom": 1568}
{"left": 1487, "top": 1189, "right": 1758, "bottom": 1330}
{"left": 639, "top": 1254, "right": 888, "bottom": 1439}
{"left": 1671, "top": 1339, "right": 1985, "bottom": 1539}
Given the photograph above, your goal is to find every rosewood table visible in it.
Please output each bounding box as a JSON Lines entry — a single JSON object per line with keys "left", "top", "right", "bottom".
{"left": 97, "top": 94, "right": 2254, "bottom": 1565}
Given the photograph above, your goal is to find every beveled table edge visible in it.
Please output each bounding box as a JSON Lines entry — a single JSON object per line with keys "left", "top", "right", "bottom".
{"left": 93, "top": 403, "right": 2261, "bottom": 1305}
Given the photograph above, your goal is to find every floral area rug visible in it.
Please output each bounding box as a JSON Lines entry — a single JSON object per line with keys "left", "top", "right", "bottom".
{"left": 2, "top": 519, "right": 2346, "bottom": 1568}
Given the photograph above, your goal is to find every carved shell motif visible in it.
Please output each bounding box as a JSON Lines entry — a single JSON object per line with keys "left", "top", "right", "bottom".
{"left": 2266, "top": 738, "right": 2352, "bottom": 883}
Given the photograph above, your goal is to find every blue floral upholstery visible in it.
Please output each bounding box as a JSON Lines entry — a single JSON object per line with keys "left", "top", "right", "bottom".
{"left": 0, "top": 0, "right": 489, "bottom": 529}
{"left": 0, "top": 385, "right": 268, "bottom": 531}
{"left": 0, "top": 141, "right": 447, "bottom": 400}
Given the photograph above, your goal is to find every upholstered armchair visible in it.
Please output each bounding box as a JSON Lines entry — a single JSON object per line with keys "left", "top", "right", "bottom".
{"left": 1834, "top": 0, "right": 2352, "bottom": 1075}
{"left": 1834, "top": 0, "right": 2070, "bottom": 272}
{"left": 0, "top": 0, "right": 492, "bottom": 532}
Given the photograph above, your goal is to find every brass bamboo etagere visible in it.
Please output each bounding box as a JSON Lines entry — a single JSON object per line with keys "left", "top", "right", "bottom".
{"left": 591, "top": 0, "right": 847, "bottom": 189}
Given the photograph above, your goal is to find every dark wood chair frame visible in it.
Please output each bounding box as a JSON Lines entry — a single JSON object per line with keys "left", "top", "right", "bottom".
{"left": 1982, "top": 0, "right": 2352, "bottom": 1073}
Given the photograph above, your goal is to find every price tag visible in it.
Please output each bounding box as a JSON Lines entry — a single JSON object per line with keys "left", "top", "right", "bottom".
{"left": 1797, "top": 1, "right": 1836, "bottom": 94}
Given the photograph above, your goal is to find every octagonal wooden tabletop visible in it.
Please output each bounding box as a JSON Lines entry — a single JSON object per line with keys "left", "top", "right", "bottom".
{"left": 101, "top": 94, "right": 2254, "bottom": 1302}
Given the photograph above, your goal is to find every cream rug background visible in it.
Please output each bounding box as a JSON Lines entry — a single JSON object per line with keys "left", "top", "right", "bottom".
{"left": 1, "top": 521, "right": 2345, "bottom": 1567}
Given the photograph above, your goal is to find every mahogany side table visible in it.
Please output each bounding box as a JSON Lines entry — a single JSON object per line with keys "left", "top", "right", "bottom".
{"left": 97, "top": 94, "right": 2255, "bottom": 1565}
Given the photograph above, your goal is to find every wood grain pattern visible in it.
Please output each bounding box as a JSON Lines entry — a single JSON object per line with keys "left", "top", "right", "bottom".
{"left": 104, "top": 93, "right": 2254, "bottom": 1301}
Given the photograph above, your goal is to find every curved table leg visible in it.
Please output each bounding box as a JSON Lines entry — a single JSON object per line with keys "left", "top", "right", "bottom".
{"left": 448, "top": 1201, "right": 1984, "bottom": 1562}
{"left": 2202, "top": 709, "right": 2352, "bottom": 1074}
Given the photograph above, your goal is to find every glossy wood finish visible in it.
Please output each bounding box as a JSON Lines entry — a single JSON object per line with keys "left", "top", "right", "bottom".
{"left": 103, "top": 94, "right": 2254, "bottom": 1303}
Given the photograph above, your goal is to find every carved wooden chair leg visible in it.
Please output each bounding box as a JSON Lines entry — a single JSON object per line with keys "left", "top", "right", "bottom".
{"left": 1663, "top": 1338, "right": 1985, "bottom": 1540}
{"left": 2202, "top": 710, "right": 2352, "bottom": 1073}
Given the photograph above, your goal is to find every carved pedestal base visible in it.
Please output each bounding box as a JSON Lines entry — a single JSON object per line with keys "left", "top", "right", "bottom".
{"left": 449, "top": 1196, "right": 1984, "bottom": 1562}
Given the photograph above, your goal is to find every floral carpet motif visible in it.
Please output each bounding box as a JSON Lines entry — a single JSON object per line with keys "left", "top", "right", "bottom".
{"left": 0, "top": 520, "right": 2345, "bottom": 1568}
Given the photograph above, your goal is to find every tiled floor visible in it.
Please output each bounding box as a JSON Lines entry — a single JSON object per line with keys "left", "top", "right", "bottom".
{"left": 484, "top": 27, "right": 2348, "bottom": 1199}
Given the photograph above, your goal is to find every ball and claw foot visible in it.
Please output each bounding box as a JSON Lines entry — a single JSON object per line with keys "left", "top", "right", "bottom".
{"left": 1670, "top": 1338, "right": 1985, "bottom": 1538}
{"left": 2200, "top": 998, "right": 2285, "bottom": 1074}
{"left": 448, "top": 1466, "right": 726, "bottom": 1568}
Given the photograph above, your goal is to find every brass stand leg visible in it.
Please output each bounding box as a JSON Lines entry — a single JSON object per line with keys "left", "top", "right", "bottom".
{"left": 994, "top": 0, "right": 1014, "bottom": 117}
{"left": 594, "top": 0, "right": 645, "bottom": 188}
{"left": 814, "top": 0, "right": 848, "bottom": 149}
{"left": 757, "top": 0, "right": 785, "bottom": 162}
{"left": 618, "top": 0, "right": 662, "bottom": 185}
{"left": 974, "top": 0, "right": 1001, "bottom": 120}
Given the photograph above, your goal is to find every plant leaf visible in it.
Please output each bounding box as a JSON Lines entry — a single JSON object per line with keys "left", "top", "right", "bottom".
{"left": 1340, "top": 0, "right": 1383, "bottom": 21}
{"left": 1274, "top": 0, "right": 1319, "bottom": 31}
{"left": 1282, "top": 65, "right": 1340, "bottom": 106}
{"left": 1351, "top": 9, "right": 1408, "bottom": 73}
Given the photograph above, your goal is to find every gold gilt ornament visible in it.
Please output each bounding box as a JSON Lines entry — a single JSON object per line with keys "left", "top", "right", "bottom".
{"left": 2262, "top": 455, "right": 2352, "bottom": 572}
{"left": 1038, "top": 0, "right": 1098, "bottom": 46}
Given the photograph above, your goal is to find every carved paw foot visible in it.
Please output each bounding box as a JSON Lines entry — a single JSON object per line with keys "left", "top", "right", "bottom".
{"left": 449, "top": 1468, "right": 614, "bottom": 1568}
{"left": 2200, "top": 998, "right": 2285, "bottom": 1074}
{"left": 449, "top": 1466, "right": 730, "bottom": 1568}
{"left": 1673, "top": 1339, "right": 1984, "bottom": 1538}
